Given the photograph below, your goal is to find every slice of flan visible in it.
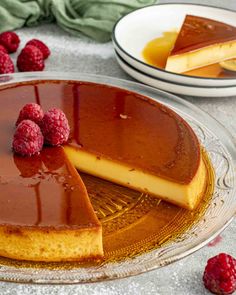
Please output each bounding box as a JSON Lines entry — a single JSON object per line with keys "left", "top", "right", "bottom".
{"left": 165, "top": 15, "right": 236, "bottom": 73}
{"left": 0, "top": 146, "right": 103, "bottom": 262}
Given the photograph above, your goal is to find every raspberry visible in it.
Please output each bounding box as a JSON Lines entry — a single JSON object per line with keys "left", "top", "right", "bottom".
{"left": 41, "top": 108, "right": 70, "bottom": 146}
{"left": 0, "top": 52, "right": 14, "bottom": 74}
{"left": 203, "top": 253, "right": 236, "bottom": 294}
{"left": 17, "top": 45, "right": 44, "bottom": 72}
{"left": 16, "top": 103, "right": 44, "bottom": 126}
{"left": 0, "top": 45, "right": 7, "bottom": 54}
{"left": 26, "top": 39, "right": 50, "bottom": 59}
{"left": 0, "top": 31, "right": 20, "bottom": 53}
{"left": 12, "top": 120, "right": 44, "bottom": 156}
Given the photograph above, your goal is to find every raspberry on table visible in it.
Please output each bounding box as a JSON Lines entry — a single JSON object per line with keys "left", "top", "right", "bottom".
{"left": 26, "top": 39, "right": 50, "bottom": 59}
{"left": 0, "top": 31, "right": 20, "bottom": 53}
{"left": 0, "top": 45, "right": 7, "bottom": 54}
{"left": 41, "top": 108, "right": 70, "bottom": 146}
{"left": 203, "top": 253, "right": 236, "bottom": 294}
{"left": 0, "top": 52, "right": 14, "bottom": 74}
{"left": 16, "top": 103, "right": 44, "bottom": 126}
{"left": 12, "top": 120, "right": 44, "bottom": 156}
{"left": 17, "top": 45, "right": 44, "bottom": 72}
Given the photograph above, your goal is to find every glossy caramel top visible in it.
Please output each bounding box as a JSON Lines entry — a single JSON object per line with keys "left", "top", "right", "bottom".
{"left": 0, "top": 80, "right": 200, "bottom": 188}
{"left": 171, "top": 15, "right": 236, "bottom": 56}
{"left": 0, "top": 141, "right": 100, "bottom": 228}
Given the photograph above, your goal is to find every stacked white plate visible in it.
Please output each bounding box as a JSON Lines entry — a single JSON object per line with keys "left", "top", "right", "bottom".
{"left": 112, "top": 3, "right": 236, "bottom": 97}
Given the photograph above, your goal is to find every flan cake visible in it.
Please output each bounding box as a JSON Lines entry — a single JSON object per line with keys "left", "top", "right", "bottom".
{"left": 165, "top": 15, "right": 236, "bottom": 73}
{"left": 0, "top": 80, "right": 207, "bottom": 261}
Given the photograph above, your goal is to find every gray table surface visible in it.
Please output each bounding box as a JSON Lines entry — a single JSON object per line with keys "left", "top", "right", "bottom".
{"left": 1, "top": 0, "right": 236, "bottom": 294}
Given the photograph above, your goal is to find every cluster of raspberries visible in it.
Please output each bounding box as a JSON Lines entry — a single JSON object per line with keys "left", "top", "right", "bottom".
{"left": 0, "top": 31, "right": 50, "bottom": 74}
{"left": 12, "top": 103, "right": 70, "bottom": 156}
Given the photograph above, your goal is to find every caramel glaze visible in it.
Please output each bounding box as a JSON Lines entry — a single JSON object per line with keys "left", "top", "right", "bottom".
{"left": 69, "top": 82, "right": 200, "bottom": 184}
{"left": 0, "top": 80, "right": 200, "bottom": 227}
{"left": 0, "top": 144, "right": 100, "bottom": 229}
{"left": 171, "top": 15, "right": 236, "bottom": 56}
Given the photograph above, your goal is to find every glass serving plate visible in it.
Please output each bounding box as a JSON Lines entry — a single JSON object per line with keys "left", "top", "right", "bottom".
{"left": 0, "top": 72, "right": 235, "bottom": 284}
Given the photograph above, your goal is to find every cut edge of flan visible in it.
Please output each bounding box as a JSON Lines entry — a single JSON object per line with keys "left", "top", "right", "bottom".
{"left": 0, "top": 226, "right": 103, "bottom": 262}
{"left": 165, "top": 15, "right": 236, "bottom": 73}
{"left": 64, "top": 146, "right": 207, "bottom": 210}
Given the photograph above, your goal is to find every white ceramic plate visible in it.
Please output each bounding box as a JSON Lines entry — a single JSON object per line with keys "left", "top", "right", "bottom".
{"left": 112, "top": 3, "right": 236, "bottom": 88}
{"left": 115, "top": 51, "right": 236, "bottom": 97}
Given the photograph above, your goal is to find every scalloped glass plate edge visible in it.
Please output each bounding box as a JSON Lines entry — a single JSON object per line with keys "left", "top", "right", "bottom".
{"left": 0, "top": 72, "right": 235, "bottom": 284}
